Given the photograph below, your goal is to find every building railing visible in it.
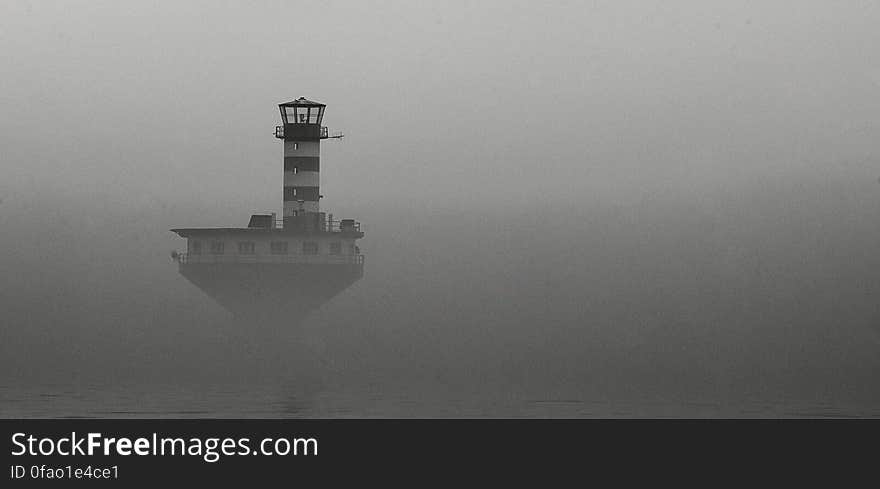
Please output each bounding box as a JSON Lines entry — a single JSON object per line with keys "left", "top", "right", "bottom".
{"left": 175, "top": 252, "right": 364, "bottom": 266}
{"left": 328, "top": 218, "right": 361, "bottom": 233}
{"left": 273, "top": 217, "right": 362, "bottom": 233}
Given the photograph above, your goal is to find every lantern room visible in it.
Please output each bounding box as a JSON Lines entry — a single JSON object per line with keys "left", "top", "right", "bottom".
{"left": 279, "top": 97, "right": 326, "bottom": 125}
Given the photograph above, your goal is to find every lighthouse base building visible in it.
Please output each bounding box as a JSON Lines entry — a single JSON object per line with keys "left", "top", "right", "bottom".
{"left": 172, "top": 218, "right": 363, "bottom": 323}
{"left": 171, "top": 97, "right": 363, "bottom": 324}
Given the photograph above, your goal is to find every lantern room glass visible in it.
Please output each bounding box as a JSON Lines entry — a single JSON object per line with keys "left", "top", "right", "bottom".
{"left": 282, "top": 105, "right": 324, "bottom": 125}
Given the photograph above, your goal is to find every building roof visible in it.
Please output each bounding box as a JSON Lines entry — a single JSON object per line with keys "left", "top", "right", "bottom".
{"left": 278, "top": 97, "right": 326, "bottom": 108}
{"left": 170, "top": 227, "right": 363, "bottom": 238}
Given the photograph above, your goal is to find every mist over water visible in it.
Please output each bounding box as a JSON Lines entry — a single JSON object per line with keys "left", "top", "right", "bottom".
{"left": 2, "top": 1, "right": 880, "bottom": 416}
{"left": 2, "top": 163, "right": 879, "bottom": 417}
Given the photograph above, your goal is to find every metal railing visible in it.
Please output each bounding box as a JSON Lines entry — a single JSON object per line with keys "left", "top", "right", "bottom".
{"left": 274, "top": 126, "right": 338, "bottom": 139}
{"left": 273, "top": 218, "right": 362, "bottom": 233}
{"left": 175, "top": 252, "right": 364, "bottom": 266}
{"left": 328, "top": 218, "right": 361, "bottom": 233}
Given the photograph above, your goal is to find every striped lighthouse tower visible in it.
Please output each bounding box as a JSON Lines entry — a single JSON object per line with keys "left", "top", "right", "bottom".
{"left": 276, "top": 97, "right": 341, "bottom": 228}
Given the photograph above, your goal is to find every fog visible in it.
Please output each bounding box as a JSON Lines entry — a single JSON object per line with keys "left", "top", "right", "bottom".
{"left": 1, "top": 1, "right": 879, "bottom": 416}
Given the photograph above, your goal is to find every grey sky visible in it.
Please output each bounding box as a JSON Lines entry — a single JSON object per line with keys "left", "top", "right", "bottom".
{"left": 2, "top": 1, "right": 879, "bottom": 218}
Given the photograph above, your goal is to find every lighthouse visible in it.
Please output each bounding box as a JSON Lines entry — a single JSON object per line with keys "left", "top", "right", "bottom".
{"left": 170, "top": 98, "right": 364, "bottom": 325}
{"left": 278, "top": 97, "right": 336, "bottom": 220}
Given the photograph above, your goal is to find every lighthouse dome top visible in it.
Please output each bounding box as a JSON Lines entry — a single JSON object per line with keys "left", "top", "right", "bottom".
{"left": 279, "top": 97, "right": 326, "bottom": 108}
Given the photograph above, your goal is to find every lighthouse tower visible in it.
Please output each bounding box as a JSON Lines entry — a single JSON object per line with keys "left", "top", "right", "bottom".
{"left": 279, "top": 97, "right": 329, "bottom": 219}
{"left": 171, "top": 97, "right": 363, "bottom": 325}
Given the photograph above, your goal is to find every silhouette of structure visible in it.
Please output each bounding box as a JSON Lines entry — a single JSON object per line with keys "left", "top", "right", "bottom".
{"left": 171, "top": 98, "right": 364, "bottom": 324}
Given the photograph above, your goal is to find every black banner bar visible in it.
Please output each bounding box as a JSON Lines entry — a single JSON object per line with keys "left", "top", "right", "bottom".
{"left": 2, "top": 419, "right": 876, "bottom": 485}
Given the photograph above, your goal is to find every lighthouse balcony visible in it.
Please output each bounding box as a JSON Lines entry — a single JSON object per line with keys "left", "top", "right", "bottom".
{"left": 275, "top": 125, "right": 335, "bottom": 140}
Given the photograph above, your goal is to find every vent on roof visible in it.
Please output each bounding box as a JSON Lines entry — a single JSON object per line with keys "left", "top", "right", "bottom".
{"left": 248, "top": 214, "right": 275, "bottom": 229}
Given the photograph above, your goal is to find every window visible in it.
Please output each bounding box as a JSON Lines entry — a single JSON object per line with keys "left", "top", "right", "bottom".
{"left": 190, "top": 240, "right": 202, "bottom": 255}
{"left": 238, "top": 242, "right": 255, "bottom": 255}
{"left": 284, "top": 106, "right": 324, "bottom": 125}
{"left": 302, "top": 241, "right": 318, "bottom": 255}
{"left": 270, "top": 241, "right": 288, "bottom": 255}
{"left": 209, "top": 241, "right": 225, "bottom": 255}
{"left": 329, "top": 241, "right": 342, "bottom": 255}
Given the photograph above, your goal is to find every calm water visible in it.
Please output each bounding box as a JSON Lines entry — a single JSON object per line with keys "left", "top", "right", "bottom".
{"left": 4, "top": 383, "right": 879, "bottom": 418}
